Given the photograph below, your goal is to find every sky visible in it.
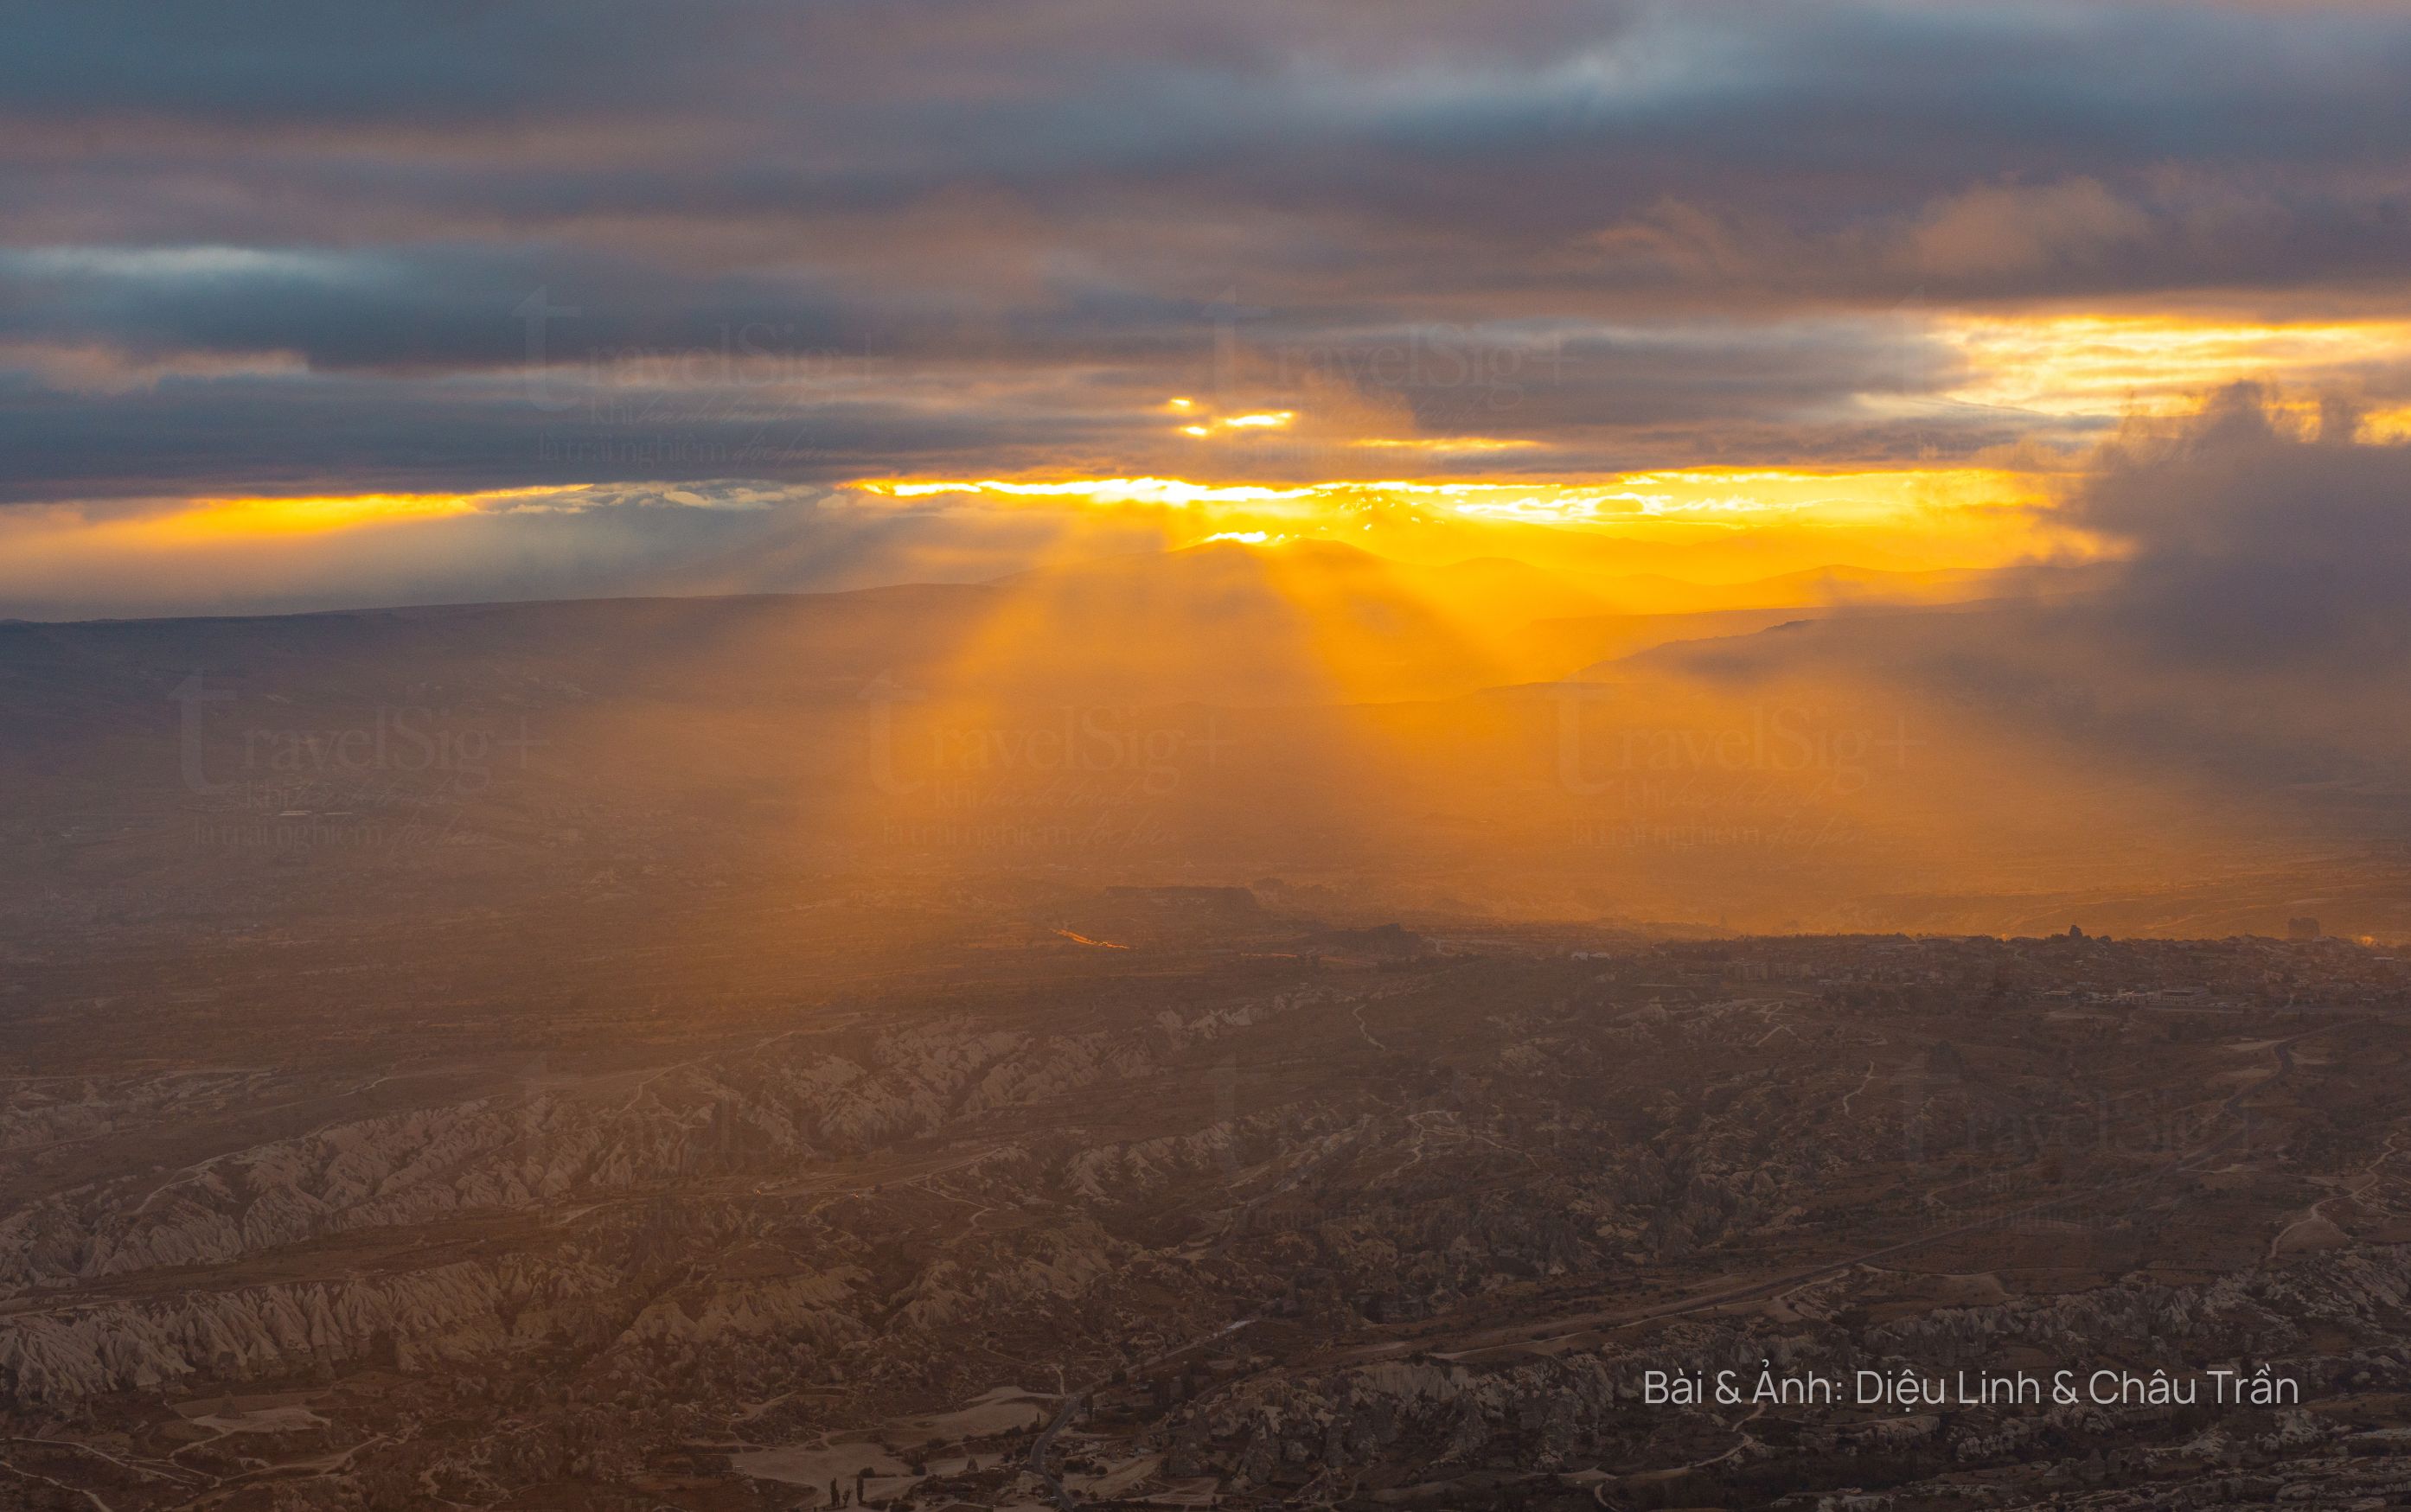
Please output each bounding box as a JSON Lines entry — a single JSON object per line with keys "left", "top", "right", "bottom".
{"left": 10, "top": 0, "right": 2411, "bottom": 616}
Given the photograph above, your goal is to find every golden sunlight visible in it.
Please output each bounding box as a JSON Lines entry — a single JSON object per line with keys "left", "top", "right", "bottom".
{"left": 861, "top": 477, "right": 1314, "bottom": 507}
{"left": 1933, "top": 314, "right": 2411, "bottom": 417}
{"left": 142, "top": 489, "right": 540, "bottom": 539}
{"left": 854, "top": 467, "right": 2043, "bottom": 529}
{"left": 1172, "top": 408, "right": 1297, "bottom": 437}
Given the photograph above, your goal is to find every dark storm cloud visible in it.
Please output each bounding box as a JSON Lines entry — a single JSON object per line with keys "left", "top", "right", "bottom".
{"left": 0, "top": 246, "right": 866, "bottom": 374}
{"left": 1996, "top": 397, "right": 2411, "bottom": 826}
{"left": 0, "top": 310, "right": 2031, "bottom": 501}
{"left": 0, "top": 366, "right": 1118, "bottom": 502}
{"left": 2065, "top": 387, "right": 2411, "bottom": 671}
{"left": 1, "top": 0, "right": 762, "bottom": 120}
{"left": 14, "top": 2, "right": 2410, "bottom": 277}
{"left": 10, "top": 0, "right": 2411, "bottom": 504}
{"left": 1634, "top": 387, "right": 2411, "bottom": 839}
{"left": 1723, "top": 387, "right": 2411, "bottom": 679}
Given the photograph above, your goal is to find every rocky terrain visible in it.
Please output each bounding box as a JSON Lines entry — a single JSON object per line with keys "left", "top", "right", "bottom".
{"left": 8, "top": 924, "right": 2411, "bottom": 1509}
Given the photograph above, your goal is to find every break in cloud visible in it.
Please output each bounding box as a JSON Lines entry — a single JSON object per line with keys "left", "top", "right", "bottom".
{"left": 10, "top": 1, "right": 2411, "bottom": 610}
